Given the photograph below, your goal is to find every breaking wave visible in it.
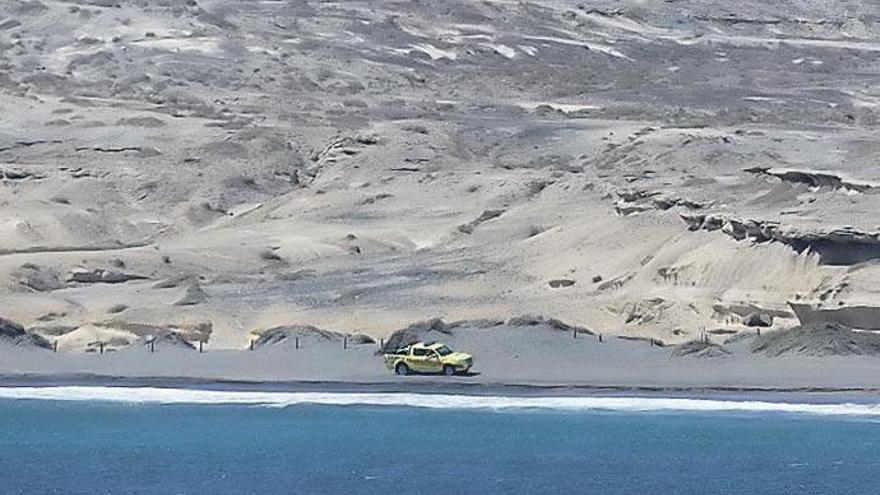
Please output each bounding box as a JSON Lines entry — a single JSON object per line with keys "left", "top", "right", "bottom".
{"left": 0, "top": 386, "right": 879, "bottom": 417}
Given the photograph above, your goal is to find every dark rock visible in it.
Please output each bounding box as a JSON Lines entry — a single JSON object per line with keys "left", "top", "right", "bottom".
{"left": 680, "top": 213, "right": 880, "bottom": 265}
{"left": 745, "top": 167, "right": 874, "bottom": 193}
{"left": 259, "top": 248, "right": 284, "bottom": 262}
{"left": 0, "top": 317, "right": 25, "bottom": 339}
{"left": 174, "top": 283, "right": 208, "bottom": 306}
{"left": 457, "top": 209, "right": 505, "bottom": 234}
{"left": 107, "top": 304, "right": 128, "bottom": 314}
{"left": 548, "top": 279, "right": 576, "bottom": 288}
{"left": 13, "top": 264, "right": 65, "bottom": 292}
{"left": 743, "top": 312, "right": 773, "bottom": 327}
{"left": 707, "top": 329, "right": 738, "bottom": 335}
{"left": 67, "top": 268, "right": 148, "bottom": 284}
{"left": 1, "top": 168, "right": 42, "bottom": 180}
{"left": 153, "top": 275, "right": 197, "bottom": 289}
{"left": 0, "top": 19, "right": 21, "bottom": 31}
{"left": 617, "top": 189, "right": 660, "bottom": 202}
{"left": 360, "top": 193, "right": 393, "bottom": 205}
{"left": 526, "top": 225, "right": 545, "bottom": 237}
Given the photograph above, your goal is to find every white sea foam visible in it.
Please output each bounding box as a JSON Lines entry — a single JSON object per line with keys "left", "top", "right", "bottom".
{"left": 0, "top": 387, "right": 878, "bottom": 417}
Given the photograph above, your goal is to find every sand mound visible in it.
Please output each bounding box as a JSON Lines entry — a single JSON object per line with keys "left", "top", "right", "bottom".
{"left": 751, "top": 323, "right": 880, "bottom": 357}
{"left": 101, "top": 321, "right": 212, "bottom": 343}
{"left": 138, "top": 332, "right": 196, "bottom": 351}
{"left": 11, "top": 264, "right": 64, "bottom": 292}
{"left": 52, "top": 321, "right": 209, "bottom": 353}
{"left": 382, "top": 319, "right": 455, "bottom": 352}
{"left": 381, "top": 316, "right": 593, "bottom": 352}
{"left": 0, "top": 317, "right": 51, "bottom": 349}
{"left": 381, "top": 318, "right": 508, "bottom": 352}
{"left": 54, "top": 325, "right": 136, "bottom": 353}
{"left": 506, "top": 315, "right": 594, "bottom": 335}
{"left": 253, "top": 325, "right": 374, "bottom": 350}
{"left": 669, "top": 340, "right": 731, "bottom": 358}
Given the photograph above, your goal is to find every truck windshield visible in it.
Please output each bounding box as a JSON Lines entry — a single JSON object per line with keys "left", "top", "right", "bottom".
{"left": 436, "top": 345, "right": 453, "bottom": 356}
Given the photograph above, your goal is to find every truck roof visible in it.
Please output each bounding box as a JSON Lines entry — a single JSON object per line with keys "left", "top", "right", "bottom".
{"left": 401, "top": 341, "right": 445, "bottom": 350}
{"left": 414, "top": 341, "right": 444, "bottom": 348}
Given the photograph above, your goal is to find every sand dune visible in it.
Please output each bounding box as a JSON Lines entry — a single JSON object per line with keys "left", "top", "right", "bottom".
{"left": 1, "top": 0, "right": 880, "bottom": 360}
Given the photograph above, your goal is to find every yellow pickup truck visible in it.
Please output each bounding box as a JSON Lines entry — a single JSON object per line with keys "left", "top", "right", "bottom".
{"left": 383, "top": 341, "right": 473, "bottom": 376}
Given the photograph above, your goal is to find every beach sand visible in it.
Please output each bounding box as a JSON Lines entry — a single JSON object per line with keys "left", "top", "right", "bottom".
{"left": 3, "top": 322, "right": 880, "bottom": 393}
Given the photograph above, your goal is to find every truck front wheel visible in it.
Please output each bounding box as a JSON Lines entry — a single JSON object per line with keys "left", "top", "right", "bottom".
{"left": 395, "top": 363, "right": 411, "bottom": 376}
{"left": 442, "top": 365, "right": 456, "bottom": 376}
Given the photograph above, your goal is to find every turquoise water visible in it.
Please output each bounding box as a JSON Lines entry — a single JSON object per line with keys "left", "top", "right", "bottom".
{"left": 1, "top": 390, "right": 880, "bottom": 494}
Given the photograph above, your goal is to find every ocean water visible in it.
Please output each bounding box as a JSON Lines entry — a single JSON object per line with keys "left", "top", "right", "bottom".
{"left": 1, "top": 388, "right": 880, "bottom": 494}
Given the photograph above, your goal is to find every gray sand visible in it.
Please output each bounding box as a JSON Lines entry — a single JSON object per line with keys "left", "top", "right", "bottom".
{"left": 4, "top": 323, "right": 880, "bottom": 392}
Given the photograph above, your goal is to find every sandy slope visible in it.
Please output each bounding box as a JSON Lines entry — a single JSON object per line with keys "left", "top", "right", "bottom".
{"left": 1, "top": 0, "right": 880, "bottom": 351}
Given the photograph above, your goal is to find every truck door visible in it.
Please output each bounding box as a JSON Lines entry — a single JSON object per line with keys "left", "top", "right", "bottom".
{"left": 410, "top": 347, "right": 431, "bottom": 372}
{"left": 424, "top": 350, "right": 442, "bottom": 372}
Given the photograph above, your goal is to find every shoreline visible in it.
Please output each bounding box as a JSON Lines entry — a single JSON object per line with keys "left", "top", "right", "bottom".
{"left": 3, "top": 373, "right": 880, "bottom": 402}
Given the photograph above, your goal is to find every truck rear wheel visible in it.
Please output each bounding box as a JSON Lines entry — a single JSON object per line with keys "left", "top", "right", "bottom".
{"left": 395, "top": 363, "right": 411, "bottom": 376}
{"left": 442, "top": 365, "right": 456, "bottom": 376}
